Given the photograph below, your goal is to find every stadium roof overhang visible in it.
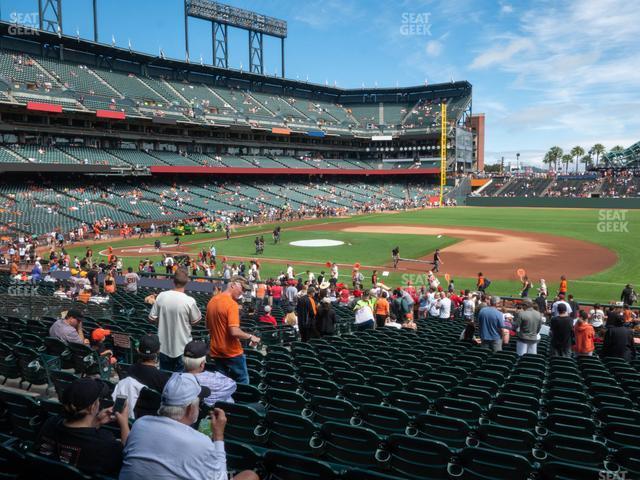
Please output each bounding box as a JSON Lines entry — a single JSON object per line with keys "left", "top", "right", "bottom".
{"left": 0, "top": 21, "right": 471, "bottom": 100}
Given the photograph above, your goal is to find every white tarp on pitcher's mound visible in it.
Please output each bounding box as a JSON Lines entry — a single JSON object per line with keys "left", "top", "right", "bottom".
{"left": 289, "top": 239, "right": 345, "bottom": 247}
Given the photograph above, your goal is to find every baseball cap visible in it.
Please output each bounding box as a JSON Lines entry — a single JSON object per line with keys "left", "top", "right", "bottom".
{"left": 184, "top": 340, "right": 209, "bottom": 359}
{"left": 65, "top": 309, "right": 85, "bottom": 321}
{"left": 61, "top": 378, "right": 108, "bottom": 412}
{"left": 139, "top": 334, "right": 160, "bottom": 355}
{"left": 161, "top": 373, "right": 211, "bottom": 406}
{"left": 91, "top": 328, "right": 111, "bottom": 342}
{"left": 264, "top": 305, "right": 271, "bottom": 313}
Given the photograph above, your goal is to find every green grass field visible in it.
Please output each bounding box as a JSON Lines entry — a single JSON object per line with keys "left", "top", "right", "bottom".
{"left": 65, "top": 207, "right": 639, "bottom": 303}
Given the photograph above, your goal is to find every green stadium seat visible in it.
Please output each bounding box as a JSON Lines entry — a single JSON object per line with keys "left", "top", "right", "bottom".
{"left": 386, "top": 434, "right": 452, "bottom": 480}
{"left": 317, "top": 421, "right": 386, "bottom": 469}
{"left": 266, "top": 410, "right": 320, "bottom": 456}
{"left": 457, "top": 447, "right": 533, "bottom": 480}
{"left": 263, "top": 450, "right": 338, "bottom": 480}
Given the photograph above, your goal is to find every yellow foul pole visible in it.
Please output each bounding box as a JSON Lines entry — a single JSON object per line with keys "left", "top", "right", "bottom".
{"left": 439, "top": 102, "right": 447, "bottom": 205}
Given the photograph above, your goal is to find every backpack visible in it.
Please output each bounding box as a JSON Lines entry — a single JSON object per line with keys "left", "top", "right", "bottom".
{"left": 484, "top": 278, "right": 492, "bottom": 288}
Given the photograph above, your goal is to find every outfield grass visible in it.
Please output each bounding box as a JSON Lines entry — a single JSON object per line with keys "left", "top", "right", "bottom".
{"left": 64, "top": 207, "right": 639, "bottom": 303}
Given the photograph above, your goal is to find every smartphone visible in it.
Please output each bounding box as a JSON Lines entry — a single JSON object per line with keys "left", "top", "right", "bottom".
{"left": 114, "top": 395, "right": 127, "bottom": 413}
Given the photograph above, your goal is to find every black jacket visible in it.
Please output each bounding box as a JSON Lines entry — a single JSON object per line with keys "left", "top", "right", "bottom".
{"left": 601, "top": 325, "right": 636, "bottom": 361}
{"left": 316, "top": 302, "right": 336, "bottom": 335}
{"left": 296, "top": 295, "right": 316, "bottom": 328}
{"left": 621, "top": 287, "right": 636, "bottom": 305}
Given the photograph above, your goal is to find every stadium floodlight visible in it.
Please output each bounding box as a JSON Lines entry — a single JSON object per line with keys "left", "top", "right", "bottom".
{"left": 185, "top": 0, "right": 287, "bottom": 75}
{"left": 186, "top": 0, "right": 287, "bottom": 37}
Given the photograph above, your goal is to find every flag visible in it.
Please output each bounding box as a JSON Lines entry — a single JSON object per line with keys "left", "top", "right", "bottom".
{"left": 111, "top": 34, "right": 116, "bottom": 46}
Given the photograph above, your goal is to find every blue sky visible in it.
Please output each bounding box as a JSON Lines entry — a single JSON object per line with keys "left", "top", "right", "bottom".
{"left": 2, "top": 0, "right": 639, "bottom": 167}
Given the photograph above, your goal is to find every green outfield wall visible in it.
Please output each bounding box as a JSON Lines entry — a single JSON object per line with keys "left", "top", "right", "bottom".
{"left": 465, "top": 197, "right": 640, "bottom": 209}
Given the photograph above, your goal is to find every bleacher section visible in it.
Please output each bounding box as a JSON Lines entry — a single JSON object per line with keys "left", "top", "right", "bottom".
{"left": 0, "top": 50, "right": 470, "bottom": 134}
{"left": 496, "top": 178, "right": 552, "bottom": 197}
{"left": 0, "top": 178, "right": 431, "bottom": 236}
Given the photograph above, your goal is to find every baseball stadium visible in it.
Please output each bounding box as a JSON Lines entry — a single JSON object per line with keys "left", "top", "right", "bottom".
{"left": 0, "top": 1, "right": 639, "bottom": 480}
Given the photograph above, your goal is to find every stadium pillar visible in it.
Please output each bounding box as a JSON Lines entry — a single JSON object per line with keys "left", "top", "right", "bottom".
{"left": 213, "top": 22, "right": 228, "bottom": 69}
{"left": 39, "top": 0, "right": 63, "bottom": 34}
{"left": 440, "top": 102, "right": 447, "bottom": 205}
{"left": 281, "top": 37, "right": 285, "bottom": 78}
{"left": 93, "top": 0, "right": 98, "bottom": 42}
{"left": 184, "top": 0, "right": 190, "bottom": 62}
{"left": 249, "top": 30, "right": 264, "bottom": 75}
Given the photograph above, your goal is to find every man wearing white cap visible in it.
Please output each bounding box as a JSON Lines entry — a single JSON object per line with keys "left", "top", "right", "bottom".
{"left": 120, "top": 373, "right": 257, "bottom": 480}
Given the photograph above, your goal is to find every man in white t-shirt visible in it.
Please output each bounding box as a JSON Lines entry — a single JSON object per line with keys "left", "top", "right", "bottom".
{"left": 438, "top": 292, "right": 452, "bottom": 320}
{"left": 589, "top": 304, "right": 605, "bottom": 328}
{"left": 463, "top": 292, "right": 476, "bottom": 320}
{"left": 428, "top": 293, "right": 440, "bottom": 318}
{"left": 149, "top": 269, "right": 201, "bottom": 372}
{"left": 124, "top": 267, "right": 140, "bottom": 293}
{"left": 163, "top": 255, "right": 174, "bottom": 275}
{"left": 551, "top": 294, "right": 572, "bottom": 317}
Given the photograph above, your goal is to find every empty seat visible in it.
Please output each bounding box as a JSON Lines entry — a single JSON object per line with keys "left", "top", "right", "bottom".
{"left": 266, "top": 410, "right": 319, "bottom": 456}
{"left": 318, "top": 421, "right": 385, "bottom": 469}
{"left": 263, "top": 450, "right": 338, "bottom": 480}
{"left": 355, "top": 403, "right": 411, "bottom": 437}
{"left": 416, "top": 413, "right": 470, "bottom": 450}
{"left": 386, "top": 434, "right": 452, "bottom": 479}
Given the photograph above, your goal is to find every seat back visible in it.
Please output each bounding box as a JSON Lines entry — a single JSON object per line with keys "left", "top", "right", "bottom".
{"left": 266, "top": 410, "right": 319, "bottom": 455}
{"left": 387, "top": 434, "right": 451, "bottom": 480}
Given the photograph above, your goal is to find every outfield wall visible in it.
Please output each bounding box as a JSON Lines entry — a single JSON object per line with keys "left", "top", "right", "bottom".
{"left": 466, "top": 197, "right": 640, "bottom": 209}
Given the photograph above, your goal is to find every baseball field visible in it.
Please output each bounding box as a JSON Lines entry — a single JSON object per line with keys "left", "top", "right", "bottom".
{"left": 67, "top": 207, "right": 638, "bottom": 303}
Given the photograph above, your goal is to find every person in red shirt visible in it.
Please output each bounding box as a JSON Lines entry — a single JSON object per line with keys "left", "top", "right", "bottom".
{"left": 259, "top": 306, "right": 277, "bottom": 326}
{"left": 270, "top": 280, "right": 283, "bottom": 308}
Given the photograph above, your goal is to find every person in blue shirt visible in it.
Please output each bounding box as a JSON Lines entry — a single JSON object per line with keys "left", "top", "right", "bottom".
{"left": 478, "top": 296, "right": 507, "bottom": 352}
{"left": 120, "top": 373, "right": 258, "bottom": 480}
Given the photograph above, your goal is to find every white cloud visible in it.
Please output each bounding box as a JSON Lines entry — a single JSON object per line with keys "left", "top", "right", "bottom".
{"left": 469, "top": 37, "right": 533, "bottom": 69}
{"left": 500, "top": 3, "right": 513, "bottom": 14}
{"left": 470, "top": 0, "right": 640, "bottom": 155}
{"left": 425, "top": 40, "right": 442, "bottom": 57}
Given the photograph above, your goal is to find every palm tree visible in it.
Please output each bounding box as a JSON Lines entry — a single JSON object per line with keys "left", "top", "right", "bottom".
{"left": 561, "top": 154, "right": 573, "bottom": 174}
{"left": 570, "top": 146, "right": 585, "bottom": 173}
{"left": 611, "top": 145, "right": 625, "bottom": 153}
{"left": 543, "top": 151, "right": 552, "bottom": 171}
{"left": 548, "top": 146, "right": 563, "bottom": 172}
{"left": 580, "top": 154, "right": 593, "bottom": 170}
{"left": 591, "top": 143, "right": 605, "bottom": 167}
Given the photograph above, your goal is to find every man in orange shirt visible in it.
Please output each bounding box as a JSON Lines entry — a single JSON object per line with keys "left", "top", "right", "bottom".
{"left": 375, "top": 291, "right": 390, "bottom": 328}
{"left": 206, "top": 276, "right": 260, "bottom": 384}
{"left": 558, "top": 275, "right": 568, "bottom": 296}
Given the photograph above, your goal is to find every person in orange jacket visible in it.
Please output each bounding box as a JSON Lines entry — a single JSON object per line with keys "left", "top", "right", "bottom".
{"left": 573, "top": 310, "right": 595, "bottom": 356}
{"left": 558, "top": 275, "right": 568, "bottom": 296}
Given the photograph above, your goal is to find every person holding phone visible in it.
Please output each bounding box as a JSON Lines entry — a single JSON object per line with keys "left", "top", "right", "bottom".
{"left": 120, "top": 373, "right": 258, "bottom": 480}
{"left": 35, "top": 378, "right": 130, "bottom": 476}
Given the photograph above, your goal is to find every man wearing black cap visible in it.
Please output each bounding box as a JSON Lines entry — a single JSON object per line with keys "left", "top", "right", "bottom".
{"left": 49, "top": 309, "right": 89, "bottom": 345}
{"left": 112, "top": 334, "right": 172, "bottom": 419}
{"left": 35, "top": 378, "right": 129, "bottom": 476}
{"left": 120, "top": 373, "right": 258, "bottom": 480}
{"left": 183, "top": 340, "right": 236, "bottom": 406}
{"left": 127, "top": 334, "right": 172, "bottom": 394}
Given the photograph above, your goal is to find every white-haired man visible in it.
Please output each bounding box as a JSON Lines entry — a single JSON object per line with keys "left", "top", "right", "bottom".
{"left": 119, "top": 373, "right": 257, "bottom": 480}
{"left": 183, "top": 340, "right": 236, "bottom": 406}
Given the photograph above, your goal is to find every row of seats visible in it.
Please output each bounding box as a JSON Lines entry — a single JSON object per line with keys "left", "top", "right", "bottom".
{"left": 0, "top": 50, "right": 471, "bottom": 131}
